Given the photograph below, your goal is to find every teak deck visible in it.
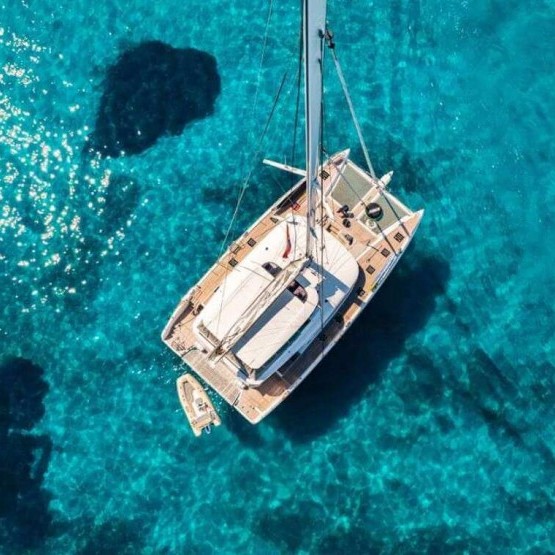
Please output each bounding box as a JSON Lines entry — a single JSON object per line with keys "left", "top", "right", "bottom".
{"left": 163, "top": 155, "right": 422, "bottom": 423}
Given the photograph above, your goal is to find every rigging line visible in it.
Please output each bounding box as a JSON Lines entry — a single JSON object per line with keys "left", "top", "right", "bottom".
{"left": 291, "top": 14, "right": 303, "bottom": 166}
{"left": 323, "top": 149, "right": 403, "bottom": 252}
{"left": 233, "top": 0, "right": 273, "bottom": 199}
{"left": 322, "top": 158, "right": 409, "bottom": 243}
{"left": 323, "top": 145, "right": 400, "bottom": 238}
{"left": 325, "top": 32, "right": 377, "bottom": 179}
{"left": 273, "top": 184, "right": 300, "bottom": 221}
{"left": 319, "top": 29, "right": 326, "bottom": 344}
{"left": 214, "top": 259, "right": 276, "bottom": 282}
{"left": 269, "top": 174, "right": 293, "bottom": 197}
{"left": 232, "top": 69, "right": 290, "bottom": 241}
{"left": 269, "top": 174, "right": 305, "bottom": 223}
{"left": 217, "top": 67, "right": 291, "bottom": 260}
{"left": 213, "top": 67, "right": 291, "bottom": 335}
{"left": 213, "top": 218, "right": 302, "bottom": 285}
{"left": 323, "top": 147, "right": 368, "bottom": 207}
{"left": 376, "top": 187, "right": 411, "bottom": 237}
{"left": 252, "top": 0, "right": 274, "bottom": 124}
{"left": 324, "top": 33, "right": 408, "bottom": 234}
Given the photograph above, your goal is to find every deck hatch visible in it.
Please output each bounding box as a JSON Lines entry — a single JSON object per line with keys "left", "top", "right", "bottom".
{"left": 381, "top": 248, "right": 390, "bottom": 258}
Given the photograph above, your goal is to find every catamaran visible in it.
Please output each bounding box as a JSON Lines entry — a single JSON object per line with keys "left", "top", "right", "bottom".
{"left": 162, "top": 0, "right": 424, "bottom": 424}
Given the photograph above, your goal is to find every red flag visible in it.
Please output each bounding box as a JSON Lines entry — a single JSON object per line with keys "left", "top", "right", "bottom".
{"left": 282, "top": 224, "right": 292, "bottom": 259}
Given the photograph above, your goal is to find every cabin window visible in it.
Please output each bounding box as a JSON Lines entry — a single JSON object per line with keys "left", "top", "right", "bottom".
{"left": 287, "top": 280, "right": 308, "bottom": 303}
{"left": 262, "top": 261, "right": 282, "bottom": 277}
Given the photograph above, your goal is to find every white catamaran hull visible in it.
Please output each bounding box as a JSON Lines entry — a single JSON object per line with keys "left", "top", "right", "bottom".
{"left": 163, "top": 152, "right": 423, "bottom": 424}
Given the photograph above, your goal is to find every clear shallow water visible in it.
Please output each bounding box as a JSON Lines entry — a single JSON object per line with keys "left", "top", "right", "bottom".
{"left": 1, "top": 0, "right": 554, "bottom": 553}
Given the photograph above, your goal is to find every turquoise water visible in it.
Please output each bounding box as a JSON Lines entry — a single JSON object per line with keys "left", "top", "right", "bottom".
{"left": 1, "top": 0, "right": 555, "bottom": 552}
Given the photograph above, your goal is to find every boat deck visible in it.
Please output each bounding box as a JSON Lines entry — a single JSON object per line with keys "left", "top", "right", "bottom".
{"left": 164, "top": 155, "right": 423, "bottom": 423}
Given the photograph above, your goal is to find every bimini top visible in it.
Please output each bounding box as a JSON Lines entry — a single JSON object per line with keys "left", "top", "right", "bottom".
{"left": 194, "top": 215, "right": 358, "bottom": 370}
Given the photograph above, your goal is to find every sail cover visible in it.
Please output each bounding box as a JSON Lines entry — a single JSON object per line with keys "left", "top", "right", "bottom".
{"left": 212, "top": 255, "right": 307, "bottom": 358}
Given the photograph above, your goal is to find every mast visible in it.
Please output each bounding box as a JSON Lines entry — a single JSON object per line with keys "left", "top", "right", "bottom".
{"left": 303, "top": 0, "right": 327, "bottom": 259}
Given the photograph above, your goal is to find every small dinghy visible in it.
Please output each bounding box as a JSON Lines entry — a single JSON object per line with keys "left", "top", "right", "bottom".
{"left": 176, "top": 373, "right": 221, "bottom": 437}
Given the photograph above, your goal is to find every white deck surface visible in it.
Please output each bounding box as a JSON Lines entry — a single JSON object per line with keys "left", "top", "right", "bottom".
{"left": 234, "top": 285, "right": 318, "bottom": 369}
{"left": 196, "top": 216, "right": 306, "bottom": 342}
{"left": 194, "top": 213, "right": 359, "bottom": 373}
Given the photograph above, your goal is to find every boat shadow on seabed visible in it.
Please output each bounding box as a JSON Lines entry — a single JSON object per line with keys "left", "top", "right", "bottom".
{"left": 266, "top": 245, "right": 451, "bottom": 443}
{"left": 0, "top": 357, "right": 53, "bottom": 550}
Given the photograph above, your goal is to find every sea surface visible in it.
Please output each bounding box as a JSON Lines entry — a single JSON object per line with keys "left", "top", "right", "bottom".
{"left": 1, "top": 0, "right": 554, "bottom": 553}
